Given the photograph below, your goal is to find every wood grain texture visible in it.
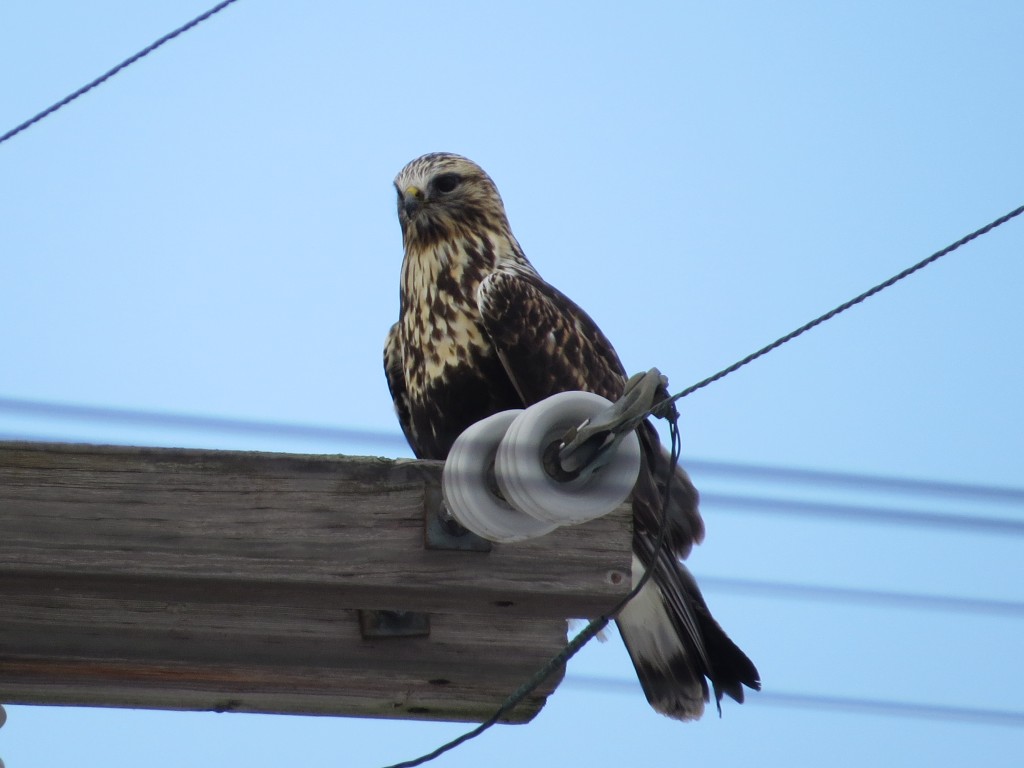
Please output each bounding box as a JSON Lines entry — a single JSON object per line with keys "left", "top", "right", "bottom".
{"left": 0, "top": 441, "right": 632, "bottom": 722}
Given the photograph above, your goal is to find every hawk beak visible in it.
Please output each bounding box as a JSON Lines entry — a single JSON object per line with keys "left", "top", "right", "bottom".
{"left": 403, "top": 185, "right": 425, "bottom": 217}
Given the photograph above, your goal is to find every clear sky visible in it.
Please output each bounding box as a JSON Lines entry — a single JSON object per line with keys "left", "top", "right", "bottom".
{"left": 1, "top": 2, "right": 1022, "bottom": 767}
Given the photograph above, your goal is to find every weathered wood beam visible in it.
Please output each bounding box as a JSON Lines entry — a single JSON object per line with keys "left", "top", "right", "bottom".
{"left": 0, "top": 441, "right": 632, "bottom": 722}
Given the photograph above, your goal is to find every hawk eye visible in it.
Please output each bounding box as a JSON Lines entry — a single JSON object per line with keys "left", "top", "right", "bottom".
{"left": 432, "top": 173, "right": 461, "bottom": 194}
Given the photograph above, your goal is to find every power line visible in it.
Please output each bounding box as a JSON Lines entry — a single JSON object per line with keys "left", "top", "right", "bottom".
{"left": 688, "top": 459, "right": 1024, "bottom": 505}
{"left": 5, "top": 405, "right": 1023, "bottom": 555}
{"left": 699, "top": 575, "right": 1024, "bottom": 618}
{"left": 4, "top": 405, "right": 1023, "bottom": 537}
{"left": 703, "top": 492, "right": 1024, "bottom": 536}
{"left": 4, "top": 432, "right": 1021, "bottom": 536}
{"left": 0, "top": 397, "right": 404, "bottom": 450}
{"left": 3, "top": 396, "right": 1023, "bottom": 503}
{"left": 562, "top": 676, "right": 1024, "bottom": 728}
{"left": 0, "top": 0, "right": 240, "bottom": 147}
{"left": 658, "top": 203, "right": 1024, "bottom": 408}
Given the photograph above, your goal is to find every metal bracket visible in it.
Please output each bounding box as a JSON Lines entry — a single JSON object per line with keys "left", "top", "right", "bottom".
{"left": 423, "top": 485, "right": 492, "bottom": 552}
{"left": 358, "top": 610, "right": 431, "bottom": 639}
{"left": 357, "top": 485, "right": 493, "bottom": 640}
{"left": 557, "top": 368, "right": 673, "bottom": 478}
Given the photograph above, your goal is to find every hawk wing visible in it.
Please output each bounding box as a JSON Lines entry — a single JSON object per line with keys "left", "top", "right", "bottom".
{"left": 476, "top": 270, "right": 627, "bottom": 405}
{"left": 477, "top": 269, "right": 758, "bottom": 713}
{"left": 476, "top": 270, "right": 704, "bottom": 557}
{"left": 383, "top": 322, "right": 418, "bottom": 453}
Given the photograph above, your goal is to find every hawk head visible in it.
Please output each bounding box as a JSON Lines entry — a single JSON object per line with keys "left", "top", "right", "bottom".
{"left": 394, "top": 153, "right": 512, "bottom": 250}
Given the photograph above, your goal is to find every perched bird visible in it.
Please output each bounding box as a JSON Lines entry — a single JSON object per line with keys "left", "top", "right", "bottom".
{"left": 384, "top": 152, "right": 760, "bottom": 719}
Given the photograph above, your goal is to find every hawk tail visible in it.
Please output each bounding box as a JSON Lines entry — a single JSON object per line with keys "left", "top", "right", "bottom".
{"left": 616, "top": 553, "right": 761, "bottom": 720}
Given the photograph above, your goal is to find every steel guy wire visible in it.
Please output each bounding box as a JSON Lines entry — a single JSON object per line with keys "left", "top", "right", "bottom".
{"left": 699, "top": 576, "right": 1024, "bottom": 618}
{"left": 562, "top": 677, "right": 1024, "bottom": 729}
{"left": 3, "top": 421, "right": 1020, "bottom": 537}
{"left": 700, "top": 492, "right": 1024, "bottom": 536}
{"left": 652, "top": 204, "right": 1024, "bottom": 411}
{"left": 5, "top": 399, "right": 1024, "bottom": 505}
{"left": 0, "top": 0, "right": 240, "bottom": 147}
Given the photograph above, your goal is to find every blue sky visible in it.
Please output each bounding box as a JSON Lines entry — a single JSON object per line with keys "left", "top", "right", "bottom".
{"left": 1, "top": 2, "right": 1022, "bottom": 767}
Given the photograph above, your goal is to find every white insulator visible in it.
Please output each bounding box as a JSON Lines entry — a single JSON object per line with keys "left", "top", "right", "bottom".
{"left": 442, "top": 410, "right": 559, "bottom": 543}
{"left": 496, "top": 391, "right": 642, "bottom": 526}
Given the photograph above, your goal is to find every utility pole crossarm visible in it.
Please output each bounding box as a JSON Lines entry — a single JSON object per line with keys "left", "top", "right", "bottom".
{"left": 0, "top": 441, "right": 632, "bottom": 723}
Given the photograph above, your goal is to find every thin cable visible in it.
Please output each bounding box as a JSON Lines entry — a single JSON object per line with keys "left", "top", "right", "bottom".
{"left": 687, "top": 458, "right": 1024, "bottom": 506}
{"left": 0, "top": 0, "right": 240, "bottom": 147}
{"left": 0, "top": 396, "right": 405, "bottom": 450}
{"left": 659, "top": 204, "right": 1024, "bottom": 408}
{"left": 757, "top": 691, "right": 1024, "bottom": 728}
{"left": 5, "top": 397, "right": 1024, "bottom": 505}
{"left": 4, "top": 402, "right": 1023, "bottom": 535}
{"left": 703, "top": 492, "right": 1024, "bottom": 536}
{"left": 380, "top": 416, "right": 682, "bottom": 768}
{"left": 699, "top": 575, "right": 1024, "bottom": 618}
{"left": 562, "top": 677, "right": 1024, "bottom": 728}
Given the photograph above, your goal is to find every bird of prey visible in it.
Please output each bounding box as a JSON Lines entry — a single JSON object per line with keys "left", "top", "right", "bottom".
{"left": 384, "top": 152, "right": 760, "bottom": 720}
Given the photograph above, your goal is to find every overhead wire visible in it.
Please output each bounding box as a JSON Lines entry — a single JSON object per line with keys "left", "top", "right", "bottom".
{"left": 687, "top": 458, "right": 1024, "bottom": 505}
{"left": 4, "top": 401, "right": 1021, "bottom": 540}
{"left": 0, "top": 396, "right": 405, "bottom": 450}
{"left": 702, "top": 492, "right": 1024, "bottom": 536}
{"left": 562, "top": 677, "right": 1024, "bottom": 728}
{"left": 755, "top": 691, "right": 1024, "bottom": 729}
{"left": 7, "top": 397, "right": 1023, "bottom": 532}
{"left": 4, "top": 396, "right": 1023, "bottom": 505}
{"left": 698, "top": 576, "right": 1024, "bottom": 618}
{"left": 654, "top": 204, "right": 1024, "bottom": 411}
{"left": 0, "top": 0, "right": 240, "bottom": 147}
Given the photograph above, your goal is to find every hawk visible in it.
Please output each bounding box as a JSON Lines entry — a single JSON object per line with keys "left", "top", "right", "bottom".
{"left": 384, "top": 152, "right": 760, "bottom": 719}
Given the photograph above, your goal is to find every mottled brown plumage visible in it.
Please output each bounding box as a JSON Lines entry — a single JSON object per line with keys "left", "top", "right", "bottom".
{"left": 384, "top": 152, "right": 759, "bottom": 719}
